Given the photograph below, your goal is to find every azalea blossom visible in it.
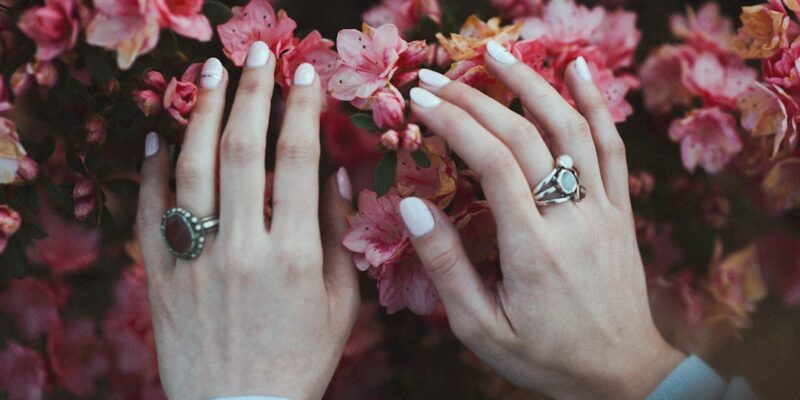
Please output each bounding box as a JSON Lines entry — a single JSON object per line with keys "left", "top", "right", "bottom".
{"left": 733, "top": 1, "right": 793, "bottom": 59}
{"left": 17, "top": 0, "right": 79, "bottom": 61}
{"left": 328, "top": 23, "right": 427, "bottom": 128}
{"left": 763, "top": 41, "right": 800, "bottom": 90}
{"left": 670, "top": 3, "right": 735, "bottom": 54}
{"left": 640, "top": 46, "right": 696, "bottom": 114}
{"left": 27, "top": 200, "right": 101, "bottom": 275}
{"left": 363, "top": 0, "right": 442, "bottom": 34}
{"left": 87, "top": 0, "right": 211, "bottom": 69}
{"left": 762, "top": 157, "right": 800, "bottom": 210}
{"left": 217, "top": 0, "right": 297, "bottom": 67}
{"left": 0, "top": 277, "right": 64, "bottom": 341}
{"left": 0, "top": 204, "right": 20, "bottom": 253}
{"left": 681, "top": 52, "right": 758, "bottom": 109}
{"left": 738, "top": 82, "right": 798, "bottom": 155}
{"left": 668, "top": 107, "right": 743, "bottom": 174}
{"left": 490, "top": 0, "right": 542, "bottom": 19}
{"left": 343, "top": 190, "right": 410, "bottom": 271}
{"left": 163, "top": 62, "right": 201, "bottom": 125}
{"left": 706, "top": 243, "right": 767, "bottom": 324}
{"left": 47, "top": 319, "right": 109, "bottom": 397}
{"left": 276, "top": 31, "right": 337, "bottom": 93}
{"left": 394, "top": 137, "right": 457, "bottom": 207}
{"left": 376, "top": 254, "right": 439, "bottom": 315}
{"left": 0, "top": 342, "right": 47, "bottom": 400}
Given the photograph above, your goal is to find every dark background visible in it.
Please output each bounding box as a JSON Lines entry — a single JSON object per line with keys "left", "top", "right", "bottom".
{"left": 280, "top": 0, "right": 799, "bottom": 398}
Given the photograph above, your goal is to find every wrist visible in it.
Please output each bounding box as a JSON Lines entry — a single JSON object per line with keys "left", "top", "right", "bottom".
{"left": 610, "top": 336, "right": 686, "bottom": 400}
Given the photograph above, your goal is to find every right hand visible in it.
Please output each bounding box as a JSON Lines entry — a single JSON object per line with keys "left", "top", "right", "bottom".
{"left": 402, "top": 43, "right": 685, "bottom": 399}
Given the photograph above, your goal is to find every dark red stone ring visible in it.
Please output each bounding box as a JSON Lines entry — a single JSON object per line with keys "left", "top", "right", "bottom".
{"left": 160, "top": 207, "right": 219, "bottom": 260}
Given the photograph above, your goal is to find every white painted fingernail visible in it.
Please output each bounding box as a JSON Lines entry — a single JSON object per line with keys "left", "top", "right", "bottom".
{"left": 400, "top": 197, "right": 435, "bottom": 238}
{"left": 336, "top": 167, "right": 352, "bottom": 202}
{"left": 575, "top": 56, "right": 592, "bottom": 82}
{"left": 410, "top": 87, "right": 441, "bottom": 109}
{"left": 246, "top": 41, "right": 270, "bottom": 68}
{"left": 486, "top": 40, "right": 517, "bottom": 65}
{"left": 294, "top": 63, "right": 316, "bottom": 86}
{"left": 200, "top": 57, "right": 223, "bottom": 89}
{"left": 144, "top": 131, "right": 159, "bottom": 157}
{"left": 419, "top": 69, "right": 450, "bottom": 88}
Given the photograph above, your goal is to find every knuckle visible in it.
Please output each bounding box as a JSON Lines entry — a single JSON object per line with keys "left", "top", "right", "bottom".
{"left": 565, "top": 117, "right": 591, "bottom": 139}
{"left": 424, "top": 247, "right": 462, "bottom": 280}
{"left": 286, "top": 92, "right": 318, "bottom": 111}
{"left": 221, "top": 134, "right": 263, "bottom": 160}
{"left": 277, "top": 137, "right": 320, "bottom": 162}
{"left": 482, "top": 147, "right": 516, "bottom": 175}
{"left": 238, "top": 77, "right": 267, "bottom": 96}
{"left": 505, "top": 121, "right": 538, "bottom": 148}
{"left": 191, "top": 97, "right": 221, "bottom": 119}
{"left": 451, "top": 318, "right": 486, "bottom": 344}
{"left": 175, "top": 158, "right": 203, "bottom": 187}
{"left": 603, "top": 136, "right": 626, "bottom": 158}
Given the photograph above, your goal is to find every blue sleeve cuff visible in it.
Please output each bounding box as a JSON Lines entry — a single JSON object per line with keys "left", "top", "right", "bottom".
{"left": 647, "top": 355, "right": 758, "bottom": 400}
{"left": 211, "top": 397, "right": 290, "bottom": 400}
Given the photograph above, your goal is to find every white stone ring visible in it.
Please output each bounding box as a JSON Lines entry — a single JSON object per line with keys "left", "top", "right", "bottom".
{"left": 161, "top": 207, "right": 219, "bottom": 260}
{"left": 533, "top": 155, "right": 587, "bottom": 206}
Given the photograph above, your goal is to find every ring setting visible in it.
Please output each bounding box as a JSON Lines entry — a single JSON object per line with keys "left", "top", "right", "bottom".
{"left": 533, "top": 155, "right": 586, "bottom": 206}
{"left": 161, "top": 207, "right": 219, "bottom": 260}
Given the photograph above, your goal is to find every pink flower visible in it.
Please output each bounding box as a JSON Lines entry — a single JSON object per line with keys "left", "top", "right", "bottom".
{"left": 87, "top": 0, "right": 211, "bottom": 69}
{"left": 17, "top": 0, "right": 79, "bottom": 61}
{"left": 640, "top": 45, "right": 695, "bottom": 114}
{"left": 152, "top": 0, "right": 212, "bottom": 42}
{"left": 394, "top": 137, "right": 457, "bottom": 207}
{"left": 10, "top": 61, "right": 59, "bottom": 96}
{"left": 343, "top": 190, "right": 410, "bottom": 271}
{"left": 217, "top": 0, "right": 297, "bottom": 67}
{"left": 0, "top": 277, "right": 63, "bottom": 341}
{"left": 490, "top": 0, "right": 542, "bottom": 19}
{"left": 15, "top": 157, "right": 39, "bottom": 183}
{"left": 162, "top": 63, "right": 200, "bottom": 125}
{"left": 320, "top": 101, "right": 381, "bottom": 169}
{"left": 670, "top": 3, "right": 735, "bottom": 54}
{"left": 0, "top": 342, "right": 47, "bottom": 400}
{"left": 668, "top": 108, "right": 743, "bottom": 174}
{"left": 372, "top": 85, "right": 405, "bottom": 129}
{"left": 520, "top": 0, "right": 605, "bottom": 45}
{"left": 47, "top": 319, "right": 109, "bottom": 397}
{"left": 0, "top": 204, "right": 21, "bottom": 253}
{"left": 592, "top": 9, "right": 640, "bottom": 70}
{"left": 85, "top": 114, "right": 107, "bottom": 145}
{"left": 376, "top": 254, "right": 438, "bottom": 315}
{"left": 0, "top": 74, "right": 11, "bottom": 112}
{"left": 133, "top": 89, "right": 164, "bottom": 116}
{"left": 328, "top": 24, "right": 426, "bottom": 127}
{"left": 27, "top": 199, "right": 100, "bottom": 275}
{"left": 0, "top": 117, "right": 28, "bottom": 184}
{"left": 142, "top": 70, "right": 167, "bottom": 90}
{"left": 363, "top": 0, "right": 442, "bottom": 34}
{"left": 763, "top": 42, "right": 800, "bottom": 90}
{"left": 276, "top": 31, "right": 337, "bottom": 93}
{"left": 738, "top": 82, "right": 798, "bottom": 155}
{"left": 681, "top": 52, "right": 757, "bottom": 109}
{"left": 706, "top": 243, "right": 767, "bottom": 321}
{"left": 73, "top": 177, "right": 97, "bottom": 221}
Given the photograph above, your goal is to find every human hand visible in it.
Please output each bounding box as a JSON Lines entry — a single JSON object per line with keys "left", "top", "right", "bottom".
{"left": 402, "top": 40, "right": 685, "bottom": 399}
{"left": 136, "top": 42, "right": 359, "bottom": 400}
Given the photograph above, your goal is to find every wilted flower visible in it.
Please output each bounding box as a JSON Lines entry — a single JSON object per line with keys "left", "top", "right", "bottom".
{"left": 668, "top": 107, "right": 743, "bottom": 174}
{"left": 706, "top": 243, "right": 767, "bottom": 323}
{"left": 733, "top": 2, "right": 792, "bottom": 59}
{"left": 17, "top": 0, "right": 79, "bottom": 61}
{"left": 10, "top": 61, "right": 58, "bottom": 96}
{"left": 762, "top": 157, "right": 800, "bottom": 210}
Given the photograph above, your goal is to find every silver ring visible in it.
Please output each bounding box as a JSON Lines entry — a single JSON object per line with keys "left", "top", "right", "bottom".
{"left": 533, "top": 155, "right": 586, "bottom": 206}
{"left": 161, "top": 207, "right": 219, "bottom": 260}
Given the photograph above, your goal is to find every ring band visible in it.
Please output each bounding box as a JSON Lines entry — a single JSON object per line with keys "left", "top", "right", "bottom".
{"left": 161, "top": 207, "right": 219, "bottom": 260}
{"left": 533, "top": 155, "right": 586, "bottom": 206}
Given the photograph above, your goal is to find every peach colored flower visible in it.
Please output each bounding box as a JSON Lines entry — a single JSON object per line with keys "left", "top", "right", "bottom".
{"left": 0, "top": 342, "right": 47, "bottom": 400}
{"left": 363, "top": 0, "right": 441, "bottom": 34}
{"left": 436, "top": 16, "right": 523, "bottom": 63}
{"left": 738, "top": 82, "right": 798, "bottom": 155}
{"left": 217, "top": 0, "right": 297, "bottom": 67}
{"left": 733, "top": 2, "right": 792, "bottom": 59}
{"left": 668, "top": 107, "right": 742, "bottom": 174}
{"left": 705, "top": 243, "right": 767, "bottom": 324}
{"left": 394, "top": 137, "right": 457, "bottom": 208}
{"left": 0, "top": 117, "right": 27, "bottom": 184}
{"left": 17, "top": 0, "right": 79, "bottom": 61}
{"left": 762, "top": 157, "right": 800, "bottom": 210}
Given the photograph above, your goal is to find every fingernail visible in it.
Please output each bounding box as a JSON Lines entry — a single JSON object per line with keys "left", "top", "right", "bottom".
{"left": 486, "top": 40, "right": 517, "bottom": 65}
{"left": 200, "top": 57, "right": 223, "bottom": 89}
{"left": 575, "top": 56, "right": 592, "bottom": 82}
{"left": 410, "top": 87, "right": 441, "bottom": 109}
{"left": 144, "top": 131, "right": 159, "bottom": 157}
{"left": 294, "top": 63, "right": 316, "bottom": 86}
{"left": 400, "top": 197, "right": 435, "bottom": 238}
{"left": 336, "top": 167, "right": 352, "bottom": 202}
{"left": 419, "top": 69, "right": 450, "bottom": 88}
{"left": 246, "top": 41, "right": 270, "bottom": 68}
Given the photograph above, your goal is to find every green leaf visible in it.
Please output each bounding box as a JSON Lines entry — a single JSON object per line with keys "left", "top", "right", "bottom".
{"left": 20, "top": 220, "right": 48, "bottom": 240}
{"left": 31, "top": 136, "right": 55, "bottom": 163}
{"left": 153, "top": 31, "right": 178, "bottom": 60}
{"left": 411, "top": 150, "right": 431, "bottom": 168}
{"left": 204, "top": 0, "right": 233, "bottom": 25}
{"left": 103, "top": 178, "right": 139, "bottom": 198}
{"left": 1, "top": 238, "right": 28, "bottom": 278}
{"left": 85, "top": 146, "right": 108, "bottom": 178}
{"left": 66, "top": 150, "right": 88, "bottom": 176}
{"left": 418, "top": 16, "right": 440, "bottom": 39}
{"left": 41, "top": 178, "right": 73, "bottom": 213}
{"left": 350, "top": 113, "right": 379, "bottom": 132}
{"left": 373, "top": 151, "right": 398, "bottom": 196}
{"left": 84, "top": 50, "right": 114, "bottom": 86}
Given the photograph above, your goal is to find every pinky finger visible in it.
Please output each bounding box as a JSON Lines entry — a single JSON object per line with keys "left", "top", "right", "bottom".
{"left": 136, "top": 132, "right": 174, "bottom": 275}
{"left": 565, "top": 57, "right": 630, "bottom": 209}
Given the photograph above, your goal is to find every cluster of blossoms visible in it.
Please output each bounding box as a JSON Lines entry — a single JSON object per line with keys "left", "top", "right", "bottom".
{"left": 0, "top": 0, "right": 799, "bottom": 397}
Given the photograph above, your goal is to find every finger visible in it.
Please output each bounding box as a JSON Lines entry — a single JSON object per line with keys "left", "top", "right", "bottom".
{"left": 418, "top": 68, "right": 554, "bottom": 189}
{"left": 220, "top": 41, "right": 275, "bottom": 234}
{"left": 321, "top": 168, "right": 359, "bottom": 321}
{"left": 410, "top": 88, "right": 539, "bottom": 238}
{"left": 484, "top": 40, "right": 604, "bottom": 194}
{"left": 564, "top": 57, "right": 630, "bottom": 209}
{"left": 399, "top": 197, "right": 509, "bottom": 343}
{"left": 176, "top": 58, "right": 228, "bottom": 217}
{"left": 136, "top": 132, "right": 174, "bottom": 276}
{"left": 271, "top": 63, "right": 323, "bottom": 237}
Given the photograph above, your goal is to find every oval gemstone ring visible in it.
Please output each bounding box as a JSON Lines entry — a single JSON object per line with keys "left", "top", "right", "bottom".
{"left": 161, "top": 207, "right": 219, "bottom": 260}
{"left": 533, "top": 155, "right": 587, "bottom": 206}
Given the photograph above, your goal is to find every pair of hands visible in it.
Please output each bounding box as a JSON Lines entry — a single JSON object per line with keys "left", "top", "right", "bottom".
{"left": 136, "top": 41, "right": 684, "bottom": 400}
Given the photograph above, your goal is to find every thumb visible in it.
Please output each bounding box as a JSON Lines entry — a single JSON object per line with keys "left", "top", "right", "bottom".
{"left": 321, "top": 167, "right": 360, "bottom": 317}
{"left": 399, "top": 197, "right": 498, "bottom": 340}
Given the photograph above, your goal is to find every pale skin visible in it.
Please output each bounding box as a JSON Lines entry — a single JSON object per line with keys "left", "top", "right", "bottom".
{"left": 137, "top": 41, "right": 685, "bottom": 400}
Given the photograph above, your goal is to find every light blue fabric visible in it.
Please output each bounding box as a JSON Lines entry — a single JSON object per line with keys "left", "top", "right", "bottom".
{"left": 648, "top": 355, "right": 759, "bottom": 400}
{"left": 212, "top": 397, "right": 290, "bottom": 400}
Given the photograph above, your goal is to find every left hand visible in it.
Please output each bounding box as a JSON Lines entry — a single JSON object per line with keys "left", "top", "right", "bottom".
{"left": 136, "top": 44, "right": 359, "bottom": 400}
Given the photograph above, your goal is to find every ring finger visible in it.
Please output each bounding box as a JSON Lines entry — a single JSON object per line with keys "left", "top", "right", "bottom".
{"left": 176, "top": 57, "right": 228, "bottom": 217}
